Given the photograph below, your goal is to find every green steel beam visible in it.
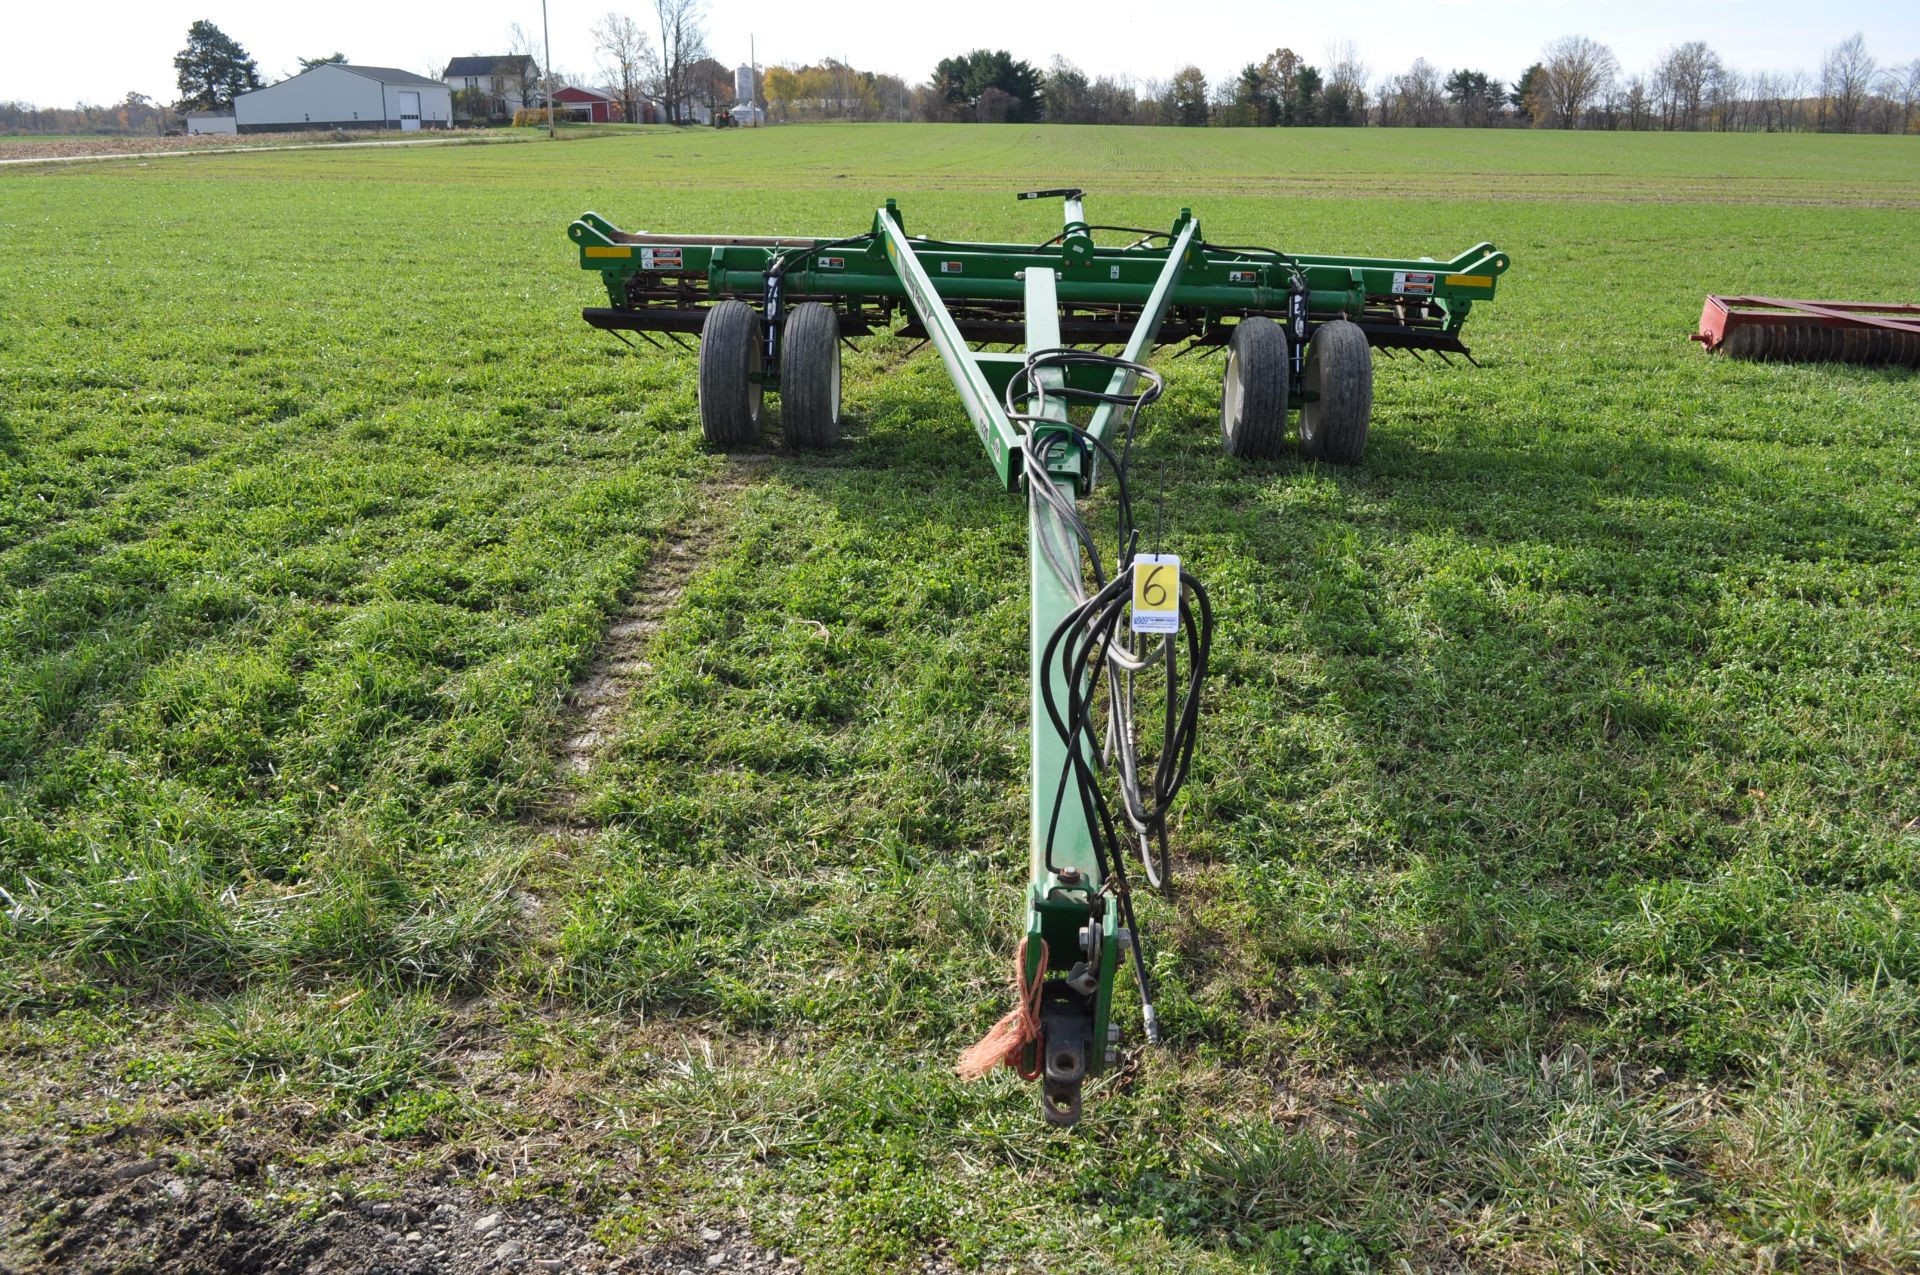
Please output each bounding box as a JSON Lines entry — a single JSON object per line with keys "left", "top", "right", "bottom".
{"left": 1083, "top": 215, "right": 1200, "bottom": 457}
{"left": 1021, "top": 267, "right": 1090, "bottom": 908}
{"left": 1019, "top": 266, "right": 1118, "bottom": 1092}
{"left": 873, "top": 205, "right": 1025, "bottom": 489}
{"left": 567, "top": 211, "right": 1511, "bottom": 318}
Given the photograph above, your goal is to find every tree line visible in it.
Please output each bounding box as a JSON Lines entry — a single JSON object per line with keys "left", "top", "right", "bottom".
{"left": 7, "top": 20, "right": 1917, "bottom": 136}
{"left": 911, "top": 33, "right": 1918, "bottom": 133}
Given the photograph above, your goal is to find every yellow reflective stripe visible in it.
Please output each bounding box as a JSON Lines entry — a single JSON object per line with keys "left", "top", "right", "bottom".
{"left": 584, "top": 245, "right": 633, "bottom": 258}
{"left": 1445, "top": 273, "right": 1492, "bottom": 287}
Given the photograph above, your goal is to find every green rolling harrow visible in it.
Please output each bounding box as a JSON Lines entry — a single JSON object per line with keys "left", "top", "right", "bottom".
{"left": 568, "top": 192, "right": 1509, "bottom": 1125}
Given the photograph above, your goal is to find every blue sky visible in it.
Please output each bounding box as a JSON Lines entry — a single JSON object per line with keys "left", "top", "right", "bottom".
{"left": 4, "top": 0, "right": 1917, "bottom": 108}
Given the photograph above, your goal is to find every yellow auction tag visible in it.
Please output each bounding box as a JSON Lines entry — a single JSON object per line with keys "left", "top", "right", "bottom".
{"left": 1131, "top": 554, "right": 1180, "bottom": 634}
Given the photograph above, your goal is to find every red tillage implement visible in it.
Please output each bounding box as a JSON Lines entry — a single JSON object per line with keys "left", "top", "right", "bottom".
{"left": 1693, "top": 295, "right": 1920, "bottom": 367}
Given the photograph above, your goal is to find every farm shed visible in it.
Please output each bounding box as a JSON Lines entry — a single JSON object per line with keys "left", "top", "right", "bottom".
{"left": 184, "top": 111, "right": 235, "bottom": 135}
{"left": 553, "top": 86, "right": 621, "bottom": 123}
{"left": 234, "top": 64, "right": 451, "bottom": 133}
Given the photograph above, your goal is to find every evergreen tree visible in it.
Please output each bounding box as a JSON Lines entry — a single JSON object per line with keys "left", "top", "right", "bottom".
{"left": 930, "top": 49, "right": 1044, "bottom": 122}
{"left": 1511, "top": 63, "right": 1545, "bottom": 120}
{"left": 1293, "top": 65, "right": 1323, "bottom": 125}
{"left": 175, "top": 20, "right": 262, "bottom": 110}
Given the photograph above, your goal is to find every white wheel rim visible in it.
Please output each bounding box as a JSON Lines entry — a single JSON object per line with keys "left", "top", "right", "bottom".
{"left": 1221, "top": 350, "right": 1241, "bottom": 440}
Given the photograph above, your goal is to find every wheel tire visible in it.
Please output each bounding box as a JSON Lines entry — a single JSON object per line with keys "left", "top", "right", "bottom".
{"left": 1298, "top": 320, "right": 1373, "bottom": 466}
{"left": 698, "top": 300, "right": 763, "bottom": 446}
{"left": 779, "top": 303, "right": 841, "bottom": 448}
{"left": 1219, "top": 316, "right": 1289, "bottom": 459}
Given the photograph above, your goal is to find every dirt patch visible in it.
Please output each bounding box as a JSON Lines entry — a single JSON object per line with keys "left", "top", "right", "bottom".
{"left": 0, "top": 132, "right": 420, "bottom": 160}
{"left": 0, "top": 1132, "right": 796, "bottom": 1274}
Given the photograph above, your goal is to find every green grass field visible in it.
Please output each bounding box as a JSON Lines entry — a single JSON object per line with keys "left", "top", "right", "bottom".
{"left": 2, "top": 124, "right": 1918, "bottom": 1272}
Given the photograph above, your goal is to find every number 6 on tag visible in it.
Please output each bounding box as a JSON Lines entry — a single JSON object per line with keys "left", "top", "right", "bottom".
{"left": 1131, "top": 554, "right": 1180, "bottom": 634}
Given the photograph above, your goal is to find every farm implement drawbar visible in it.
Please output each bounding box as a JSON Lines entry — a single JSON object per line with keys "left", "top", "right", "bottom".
{"left": 568, "top": 193, "right": 1509, "bottom": 1125}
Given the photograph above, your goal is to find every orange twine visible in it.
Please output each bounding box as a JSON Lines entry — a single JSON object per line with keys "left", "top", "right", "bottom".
{"left": 955, "top": 937, "right": 1049, "bottom": 1082}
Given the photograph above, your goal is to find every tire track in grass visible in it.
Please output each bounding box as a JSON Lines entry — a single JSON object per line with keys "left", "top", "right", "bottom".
{"left": 541, "top": 451, "right": 771, "bottom": 833}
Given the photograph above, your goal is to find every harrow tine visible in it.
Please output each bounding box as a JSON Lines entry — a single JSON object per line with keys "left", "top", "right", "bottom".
{"left": 664, "top": 332, "right": 695, "bottom": 352}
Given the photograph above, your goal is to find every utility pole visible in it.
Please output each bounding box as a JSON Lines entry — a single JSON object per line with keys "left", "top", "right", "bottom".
{"left": 541, "top": 0, "right": 556, "bottom": 139}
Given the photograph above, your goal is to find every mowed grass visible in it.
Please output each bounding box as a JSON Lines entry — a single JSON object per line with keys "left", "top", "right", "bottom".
{"left": 2, "top": 125, "right": 1919, "bottom": 1272}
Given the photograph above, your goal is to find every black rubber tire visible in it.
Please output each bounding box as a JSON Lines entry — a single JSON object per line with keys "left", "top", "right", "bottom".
{"left": 1298, "top": 320, "right": 1373, "bottom": 466}
{"left": 779, "top": 303, "right": 841, "bottom": 448}
{"left": 697, "top": 300, "right": 763, "bottom": 446}
{"left": 1219, "top": 316, "right": 1290, "bottom": 459}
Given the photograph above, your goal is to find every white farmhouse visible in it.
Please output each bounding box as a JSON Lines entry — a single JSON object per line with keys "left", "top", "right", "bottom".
{"left": 234, "top": 64, "right": 452, "bottom": 133}
{"left": 443, "top": 55, "right": 539, "bottom": 122}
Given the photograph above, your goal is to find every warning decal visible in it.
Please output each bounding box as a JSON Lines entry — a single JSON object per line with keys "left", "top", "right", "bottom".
{"left": 640, "top": 247, "right": 684, "bottom": 271}
{"left": 1392, "top": 270, "right": 1437, "bottom": 296}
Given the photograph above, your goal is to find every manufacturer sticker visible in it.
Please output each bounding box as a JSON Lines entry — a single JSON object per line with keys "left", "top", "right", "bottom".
{"left": 640, "top": 247, "right": 684, "bottom": 270}
{"left": 940, "top": 261, "right": 963, "bottom": 274}
{"left": 1392, "top": 270, "right": 1437, "bottom": 296}
{"left": 1130, "top": 555, "right": 1181, "bottom": 634}
{"left": 1110, "top": 265, "right": 1121, "bottom": 280}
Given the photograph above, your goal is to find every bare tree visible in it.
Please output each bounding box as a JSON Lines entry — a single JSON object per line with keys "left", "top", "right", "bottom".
{"left": 503, "top": 24, "right": 543, "bottom": 115}
{"left": 1137, "top": 77, "right": 1172, "bottom": 126}
{"left": 1322, "top": 40, "right": 1371, "bottom": 125}
{"left": 1899, "top": 59, "right": 1920, "bottom": 135}
{"left": 1651, "top": 41, "right": 1723, "bottom": 130}
{"left": 650, "top": 0, "right": 709, "bottom": 122}
{"left": 871, "top": 73, "right": 912, "bottom": 122}
{"left": 1536, "top": 35, "right": 1619, "bottom": 127}
{"left": 1620, "top": 74, "right": 1651, "bottom": 130}
{"left": 1086, "top": 75, "right": 1137, "bottom": 125}
{"left": 593, "top": 13, "right": 654, "bottom": 123}
{"left": 1820, "top": 32, "right": 1876, "bottom": 132}
{"left": 1382, "top": 58, "right": 1446, "bottom": 126}
{"left": 1709, "top": 67, "right": 1746, "bottom": 131}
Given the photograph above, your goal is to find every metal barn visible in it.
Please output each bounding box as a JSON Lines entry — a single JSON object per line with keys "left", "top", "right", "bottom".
{"left": 234, "top": 64, "right": 452, "bottom": 133}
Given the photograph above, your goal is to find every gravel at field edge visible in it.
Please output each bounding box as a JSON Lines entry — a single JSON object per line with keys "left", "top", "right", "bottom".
{"left": 0, "top": 1133, "right": 817, "bottom": 1275}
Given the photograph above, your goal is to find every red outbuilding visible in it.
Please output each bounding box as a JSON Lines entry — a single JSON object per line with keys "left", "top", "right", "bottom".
{"left": 552, "top": 86, "right": 622, "bottom": 123}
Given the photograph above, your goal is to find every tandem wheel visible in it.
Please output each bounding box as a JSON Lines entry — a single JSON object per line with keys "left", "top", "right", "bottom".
{"left": 697, "top": 299, "right": 763, "bottom": 446}
{"left": 1219, "top": 316, "right": 1289, "bottom": 459}
{"left": 1298, "top": 319, "right": 1373, "bottom": 466}
{"left": 779, "top": 302, "right": 841, "bottom": 448}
